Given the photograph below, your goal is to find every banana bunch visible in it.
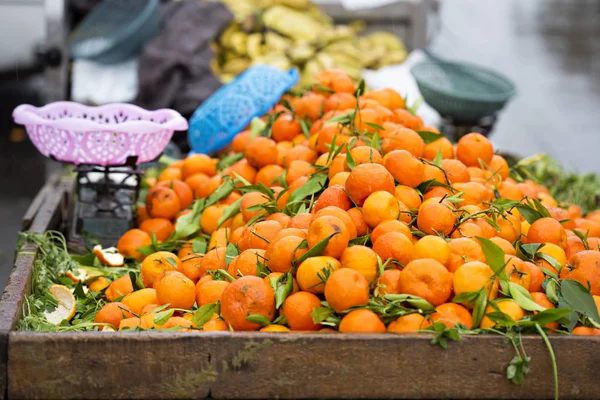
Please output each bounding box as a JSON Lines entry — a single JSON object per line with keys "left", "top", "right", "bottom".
{"left": 210, "top": 0, "right": 407, "bottom": 86}
{"left": 358, "top": 32, "right": 408, "bottom": 70}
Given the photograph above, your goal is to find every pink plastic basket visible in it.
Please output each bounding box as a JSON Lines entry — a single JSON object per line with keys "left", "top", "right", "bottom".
{"left": 13, "top": 102, "right": 188, "bottom": 166}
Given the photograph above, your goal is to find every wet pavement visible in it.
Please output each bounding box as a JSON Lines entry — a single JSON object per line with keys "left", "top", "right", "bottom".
{"left": 431, "top": 0, "right": 600, "bottom": 173}
{"left": 0, "top": 0, "right": 598, "bottom": 291}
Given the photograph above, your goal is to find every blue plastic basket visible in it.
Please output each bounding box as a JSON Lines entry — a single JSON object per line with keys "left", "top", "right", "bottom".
{"left": 188, "top": 66, "right": 300, "bottom": 155}
{"left": 71, "top": 0, "right": 160, "bottom": 64}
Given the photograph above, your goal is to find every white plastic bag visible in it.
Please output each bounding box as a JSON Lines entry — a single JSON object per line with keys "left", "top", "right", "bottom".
{"left": 71, "top": 57, "right": 139, "bottom": 104}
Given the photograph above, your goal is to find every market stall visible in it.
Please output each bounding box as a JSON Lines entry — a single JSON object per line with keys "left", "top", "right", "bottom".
{"left": 1, "top": 1, "right": 600, "bottom": 399}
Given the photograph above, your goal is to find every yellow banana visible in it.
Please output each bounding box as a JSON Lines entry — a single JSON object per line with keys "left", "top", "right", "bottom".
{"left": 262, "top": 6, "right": 324, "bottom": 42}
{"left": 230, "top": 32, "right": 248, "bottom": 55}
{"left": 289, "top": 42, "right": 315, "bottom": 63}
{"left": 252, "top": 54, "right": 291, "bottom": 71}
{"left": 246, "top": 33, "right": 265, "bottom": 59}
{"left": 222, "top": 58, "right": 252, "bottom": 75}
{"left": 264, "top": 32, "right": 291, "bottom": 52}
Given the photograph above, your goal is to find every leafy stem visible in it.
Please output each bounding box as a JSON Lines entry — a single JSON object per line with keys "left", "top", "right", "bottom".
{"left": 536, "top": 324, "right": 559, "bottom": 400}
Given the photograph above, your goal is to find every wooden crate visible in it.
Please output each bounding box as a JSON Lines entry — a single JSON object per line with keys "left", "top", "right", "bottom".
{"left": 1, "top": 174, "right": 599, "bottom": 399}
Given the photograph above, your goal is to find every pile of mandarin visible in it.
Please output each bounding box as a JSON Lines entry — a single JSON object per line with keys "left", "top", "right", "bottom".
{"left": 92, "top": 69, "right": 600, "bottom": 334}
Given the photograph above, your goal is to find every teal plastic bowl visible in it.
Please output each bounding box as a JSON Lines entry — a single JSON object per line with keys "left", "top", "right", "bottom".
{"left": 411, "top": 61, "right": 516, "bottom": 123}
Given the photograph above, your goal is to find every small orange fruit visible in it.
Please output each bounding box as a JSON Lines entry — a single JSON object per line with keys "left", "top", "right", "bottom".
{"left": 94, "top": 302, "right": 132, "bottom": 329}
{"left": 431, "top": 303, "right": 473, "bottom": 329}
{"left": 117, "top": 229, "right": 152, "bottom": 262}
{"left": 155, "top": 271, "right": 196, "bottom": 310}
{"left": 220, "top": 276, "right": 276, "bottom": 331}
{"left": 122, "top": 288, "right": 158, "bottom": 315}
{"left": 196, "top": 280, "right": 230, "bottom": 306}
{"left": 340, "top": 245, "right": 379, "bottom": 283}
{"left": 480, "top": 300, "right": 525, "bottom": 328}
{"left": 398, "top": 258, "right": 453, "bottom": 306}
{"left": 362, "top": 191, "right": 400, "bottom": 229}
{"left": 140, "top": 251, "right": 180, "bottom": 288}
{"left": 282, "top": 291, "right": 322, "bottom": 331}
{"left": 387, "top": 313, "right": 431, "bottom": 333}
{"left": 307, "top": 216, "right": 349, "bottom": 259}
{"left": 146, "top": 187, "right": 180, "bottom": 219}
{"left": 339, "top": 309, "right": 386, "bottom": 333}
{"left": 372, "top": 231, "right": 414, "bottom": 266}
{"left": 324, "top": 268, "right": 370, "bottom": 313}
{"left": 456, "top": 132, "right": 494, "bottom": 167}
{"left": 296, "top": 256, "right": 340, "bottom": 294}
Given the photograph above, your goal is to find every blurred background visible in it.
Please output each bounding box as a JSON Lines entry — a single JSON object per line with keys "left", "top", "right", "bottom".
{"left": 0, "top": 0, "right": 598, "bottom": 290}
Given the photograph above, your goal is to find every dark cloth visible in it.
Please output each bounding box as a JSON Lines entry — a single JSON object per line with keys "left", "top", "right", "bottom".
{"left": 135, "top": 1, "right": 233, "bottom": 117}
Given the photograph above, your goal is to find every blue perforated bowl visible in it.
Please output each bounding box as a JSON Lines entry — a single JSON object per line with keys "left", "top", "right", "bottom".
{"left": 188, "top": 66, "right": 299, "bottom": 154}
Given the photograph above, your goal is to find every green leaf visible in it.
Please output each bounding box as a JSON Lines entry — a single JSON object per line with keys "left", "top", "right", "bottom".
{"left": 490, "top": 198, "right": 521, "bottom": 211}
{"left": 246, "top": 314, "right": 271, "bottom": 326}
{"left": 137, "top": 243, "right": 157, "bottom": 258}
{"left": 545, "top": 279, "right": 559, "bottom": 304}
{"left": 507, "top": 353, "right": 530, "bottom": 384}
{"left": 174, "top": 200, "right": 203, "bottom": 239}
{"left": 476, "top": 237, "right": 506, "bottom": 276}
{"left": 535, "top": 252, "right": 562, "bottom": 273}
{"left": 354, "top": 80, "right": 366, "bottom": 97}
{"left": 519, "top": 243, "right": 543, "bottom": 259}
{"left": 315, "top": 83, "right": 335, "bottom": 95}
{"left": 299, "top": 119, "right": 311, "bottom": 138}
{"left": 225, "top": 243, "right": 241, "bottom": 266}
{"left": 73, "top": 282, "right": 86, "bottom": 299}
{"left": 348, "top": 234, "right": 371, "bottom": 246}
{"left": 472, "top": 290, "right": 488, "bottom": 328}
{"left": 383, "top": 294, "right": 435, "bottom": 312}
{"left": 559, "top": 279, "right": 600, "bottom": 323}
{"left": 250, "top": 117, "right": 267, "bottom": 138}
{"left": 572, "top": 229, "right": 590, "bottom": 250}
{"left": 72, "top": 252, "right": 96, "bottom": 265}
{"left": 215, "top": 269, "right": 236, "bottom": 282}
{"left": 164, "top": 257, "right": 178, "bottom": 269}
{"left": 273, "top": 272, "right": 294, "bottom": 309}
{"left": 192, "top": 303, "right": 220, "bottom": 328}
{"left": 325, "top": 111, "right": 355, "bottom": 125}
{"left": 531, "top": 198, "right": 551, "bottom": 218}
{"left": 452, "top": 291, "right": 480, "bottom": 304}
{"left": 515, "top": 204, "right": 544, "bottom": 224}
{"left": 148, "top": 304, "right": 170, "bottom": 314}
{"left": 217, "top": 152, "right": 244, "bottom": 171}
{"left": 531, "top": 308, "right": 574, "bottom": 326}
{"left": 311, "top": 306, "right": 333, "bottom": 324}
{"left": 217, "top": 197, "right": 243, "bottom": 229}
{"left": 433, "top": 149, "right": 443, "bottom": 168}
{"left": 369, "top": 131, "right": 381, "bottom": 152}
{"left": 288, "top": 173, "right": 328, "bottom": 204}
{"left": 508, "top": 282, "right": 544, "bottom": 311}
{"left": 417, "top": 131, "right": 443, "bottom": 144}
{"left": 345, "top": 146, "right": 356, "bottom": 170}
{"left": 407, "top": 96, "right": 423, "bottom": 115}
{"left": 486, "top": 310, "right": 516, "bottom": 327}
{"left": 415, "top": 179, "right": 449, "bottom": 195}
{"left": 365, "top": 122, "right": 384, "bottom": 131}
{"left": 153, "top": 309, "right": 175, "bottom": 326}
{"left": 295, "top": 233, "right": 337, "bottom": 265}
{"left": 205, "top": 179, "right": 235, "bottom": 207}
{"left": 192, "top": 237, "right": 208, "bottom": 254}
{"left": 129, "top": 271, "right": 145, "bottom": 291}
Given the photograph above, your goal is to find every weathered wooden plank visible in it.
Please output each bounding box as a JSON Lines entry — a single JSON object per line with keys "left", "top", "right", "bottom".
{"left": 28, "top": 176, "right": 72, "bottom": 234}
{"left": 0, "top": 171, "right": 72, "bottom": 399}
{"left": 7, "top": 332, "right": 600, "bottom": 399}
{"left": 4, "top": 170, "right": 600, "bottom": 399}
